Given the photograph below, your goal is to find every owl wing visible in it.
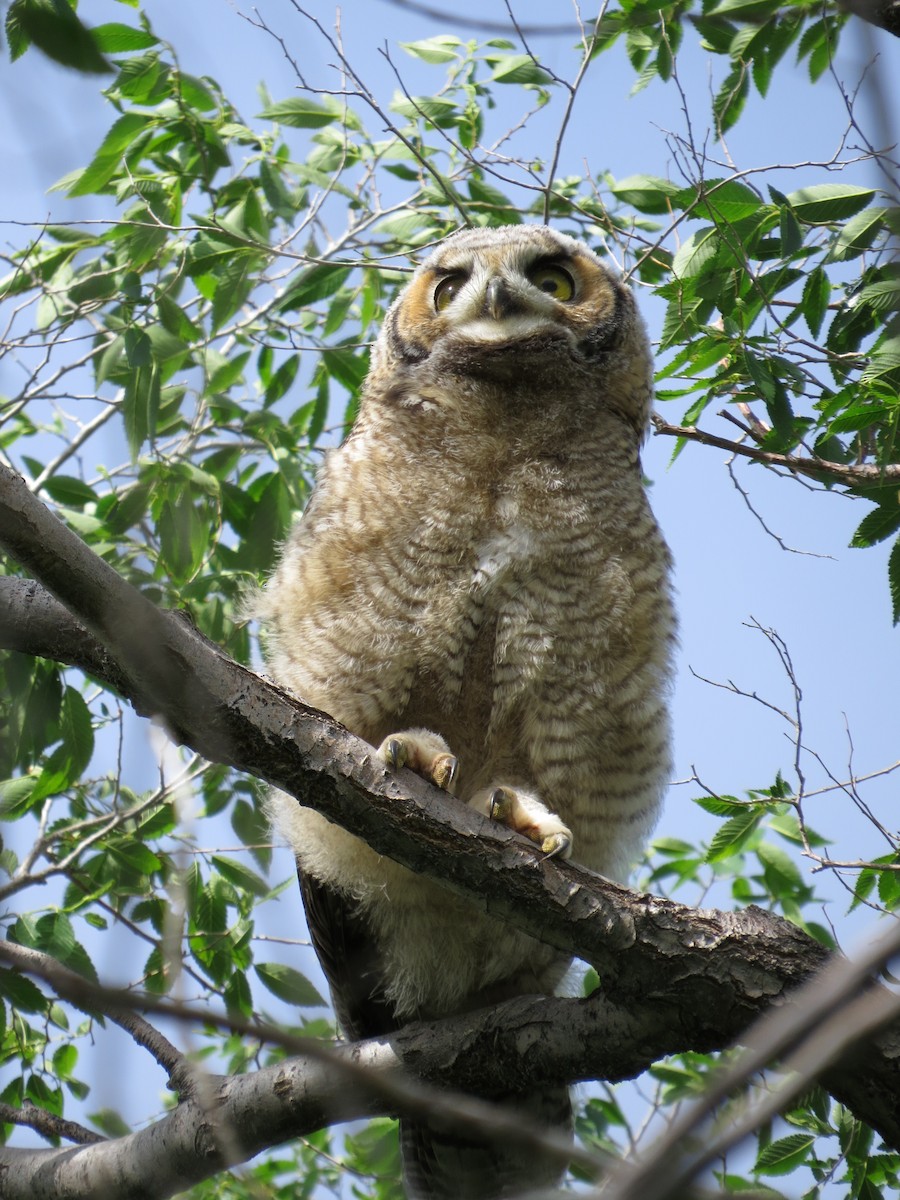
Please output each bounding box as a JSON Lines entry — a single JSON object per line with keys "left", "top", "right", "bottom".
{"left": 298, "top": 869, "right": 397, "bottom": 1040}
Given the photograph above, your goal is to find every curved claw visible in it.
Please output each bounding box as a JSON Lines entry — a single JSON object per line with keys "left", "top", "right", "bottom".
{"left": 540, "top": 831, "right": 573, "bottom": 860}
{"left": 382, "top": 737, "right": 407, "bottom": 771}
{"left": 489, "top": 787, "right": 513, "bottom": 823}
{"left": 432, "top": 753, "right": 459, "bottom": 793}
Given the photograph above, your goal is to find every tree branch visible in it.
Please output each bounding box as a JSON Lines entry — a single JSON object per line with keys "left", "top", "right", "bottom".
{"left": 3, "top": 461, "right": 900, "bottom": 1165}
{"left": 0, "top": 1103, "right": 104, "bottom": 1148}
{"left": 651, "top": 411, "right": 900, "bottom": 487}
{"left": 0, "top": 942, "right": 193, "bottom": 1097}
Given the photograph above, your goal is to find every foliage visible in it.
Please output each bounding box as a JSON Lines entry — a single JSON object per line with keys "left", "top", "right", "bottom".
{"left": 0, "top": 0, "right": 898, "bottom": 1196}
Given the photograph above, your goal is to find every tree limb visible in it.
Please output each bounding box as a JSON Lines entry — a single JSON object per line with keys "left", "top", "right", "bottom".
{"left": 3, "top": 461, "right": 900, "bottom": 1165}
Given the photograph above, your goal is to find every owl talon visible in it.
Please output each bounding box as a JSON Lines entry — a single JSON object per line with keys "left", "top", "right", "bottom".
{"left": 432, "top": 753, "right": 459, "bottom": 793}
{"left": 489, "top": 787, "right": 513, "bottom": 823}
{"left": 473, "top": 785, "right": 573, "bottom": 859}
{"left": 377, "top": 729, "right": 459, "bottom": 794}
{"left": 383, "top": 738, "right": 407, "bottom": 771}
{"left": 541, "top": 831, "right": 572, "bottom": 859}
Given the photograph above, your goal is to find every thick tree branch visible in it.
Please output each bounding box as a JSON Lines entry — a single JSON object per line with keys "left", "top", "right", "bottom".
{"left": 6, "top": 930, "right": 894, "bottom": 1200}
{"left": 3, "top": 461, "right": 900, "bottom": 1162}
{"left": 840, "top": 0, "right": 900, "bottom": 34}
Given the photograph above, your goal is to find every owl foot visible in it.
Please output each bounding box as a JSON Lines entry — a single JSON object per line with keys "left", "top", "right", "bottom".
{"left": 473, "top": 785, "right": 573, "bottom": 859}
{"left": 377, "top": 728, "right": 459, "bottom": 794}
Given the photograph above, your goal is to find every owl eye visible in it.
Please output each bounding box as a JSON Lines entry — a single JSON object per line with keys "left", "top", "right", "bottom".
{"left": 434, "top": 274, "right": 466, "bottom": 312}
{"left": 528, "top": 264, "right": 575, "bottom": 302}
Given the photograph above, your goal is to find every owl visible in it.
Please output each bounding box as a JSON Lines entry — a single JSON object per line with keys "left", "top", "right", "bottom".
{"left": 259, "top": 224, "right": 675, "bottom": 1198}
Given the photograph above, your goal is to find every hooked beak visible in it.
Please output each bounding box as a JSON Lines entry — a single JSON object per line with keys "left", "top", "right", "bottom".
{"left": 484, "top": 277, "right": 522, "bottom": 320}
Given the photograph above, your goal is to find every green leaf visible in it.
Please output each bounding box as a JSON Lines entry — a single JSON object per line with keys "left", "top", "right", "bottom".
{"left": 801, "top": 266, "right": 830, "bottom": 338}
{"left": 754, "top": 1133, "right": 816, "bottom": 1176}
{"left": 610, "top": 174, "right": 682, "bottom": 215}
{"left": 0, "top": 776, "right": 39, "bottom": 819}
{"left": 52, "top": 1044, "right": 78, "bottom": 1081}
{"left": 707, "top": 0, "right": 780, "bottom": 16}
{"left": 400, "top": 35, "right": 461, "bottom": 64}
{"left": 107, "top": 839, "right": 162, "bottom": 876}
{"left": 322, "top": 345, "right": 368, "bottom": 394}
{"left": 779, "top": 204, "right": 803, "bottom": 255}
{"left": 264, "top": 354, "right": 301, "bottom": 407}
{"left": 694, "top": 795, "right": 750, "bottom": 817}
{"left": 706, "top": 809, "right": 762, "bottom": 861}
{"left": 211, "top": 855, "right": 270, "bottom": 898}
{"left": 67, "top": 112, "right": 155, "bottom": 197}
{"left": 59, "top": 687, "right": 94, "bottom": 781}
{"left": 489, "top": 54, "right": 552, "bottom": 85}
{"left": 851, "top": 503, "right": 900, "bottom": 549}
{"left": 91, "top": 22, "right": 158, "bottom": 52}
{"left": 756, "top": 841, "right": 804, "bottom": 890}
{"left": 0, "top": 969, "right": 47, "bottom": 1012}
{"left": 877, "top": 864, "right": 900, "bottom": 909}
{"left": 854, "top": 275, "right": 900, "bottom": 313}
{"left": 693, "top": 179, "right": 761, "bottom": 222}
{"left": 785, "top": 184, "right": 876, "bottom": 224}
{"left": 17, "top": 913, "right": 98, "bottom": 982}
{"left": 224, "top": 971, "right": 253, "bottom": 1019}
{"left": 713, "top": 64, "right": 749, "bottom": 135}
{"left": 828, "top": 404, "right": 893, "bottom": 434}
{"left": 206, "top": 349, "right": 250, "bottom": 396}
{"left": 672, "top": 228, "right": 720, "bottom": 279}
{"left": 255, "top": 963, "right": 326, "bottom": 1007}
{"left": 90, "top": 1109, "right": 132, "bottom": 1138}
{"left": 123, "top": 362, "right": 161, "bottom": 458}
{"left": 890, "top": 536, "right": 900, "bottom": 626}
{"left": 278, "top": 264, "right": 351, "bottom": 313}
{"left": 258, "top": 98, "right": 340, "bottom": 128}
{"left": 862, "top": 331, "right": 900, "bottom": 386}
{"left": 6, "top": 0, "right": 111, "bottom": 73}
{"left": 467, "top": 177, "right": 521, "bottom": 224}
{"left": 827, "top": 207, "right": 888, "bottom": 262}
{"left": 390, "top": 94, "right": 459, "bottom": 123}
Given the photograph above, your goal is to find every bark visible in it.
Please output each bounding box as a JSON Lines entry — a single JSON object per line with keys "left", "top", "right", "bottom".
{"left": 840, "top": 0, "right": 900, "bottom": 34}
{"left": 2, "top": 460, "right": 900, "bottom": 1196}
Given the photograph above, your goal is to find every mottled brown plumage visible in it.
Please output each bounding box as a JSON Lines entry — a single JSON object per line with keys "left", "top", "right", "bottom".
{"left": 259, "top": 225, "right": 675, "bottom": 1198}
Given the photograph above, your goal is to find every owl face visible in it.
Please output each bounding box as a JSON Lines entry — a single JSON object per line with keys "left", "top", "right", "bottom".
{"left": 379, "top": 225, "right": 632, "bottom": 377}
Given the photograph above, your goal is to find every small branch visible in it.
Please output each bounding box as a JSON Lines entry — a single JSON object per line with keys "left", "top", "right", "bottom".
{"left": 727, "top": 460, "right": 835, "bottom": 558}
{"left": 651, "top": 411, "right": 900, "bottom": 486}
{"left": 0, "top": 1102, "right": 105, "bottom": 1147}
{"left": 0, "top": 942, "right": 192, "bottom": 1096}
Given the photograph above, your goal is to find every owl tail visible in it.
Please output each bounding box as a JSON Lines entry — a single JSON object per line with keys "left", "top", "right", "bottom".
{"left": 400, "top": 1084, "right": 572, "bottom": 1199}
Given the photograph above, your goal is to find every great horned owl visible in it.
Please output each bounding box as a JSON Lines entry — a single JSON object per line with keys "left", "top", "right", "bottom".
{"left": 260, "top": 224, "right": 675, "bottom": 1198}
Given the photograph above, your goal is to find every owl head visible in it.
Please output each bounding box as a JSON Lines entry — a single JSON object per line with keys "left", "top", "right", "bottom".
{"left": 371, "top": 225, "right": 652, "bottom": 435}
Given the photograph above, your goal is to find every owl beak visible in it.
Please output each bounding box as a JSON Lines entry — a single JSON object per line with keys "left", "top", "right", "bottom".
{"left": 484, "top": 277, "right": 520, "bottom": 320}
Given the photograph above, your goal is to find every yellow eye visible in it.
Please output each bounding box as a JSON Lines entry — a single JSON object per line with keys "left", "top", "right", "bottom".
{"left": 434, "top": 274, "right": 466, "bottom": 312}
{"left": 529, "top": 265, "right": 575, "bottom": 302}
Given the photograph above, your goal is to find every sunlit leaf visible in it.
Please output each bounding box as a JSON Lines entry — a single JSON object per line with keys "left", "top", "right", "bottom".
{"left": 785, "top": 184, "right": 876, "bottom": 224}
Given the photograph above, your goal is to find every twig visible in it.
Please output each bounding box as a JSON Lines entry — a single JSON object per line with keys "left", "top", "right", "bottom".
{"left": 651, "top": 411, "right": 900, "bottom": 486}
